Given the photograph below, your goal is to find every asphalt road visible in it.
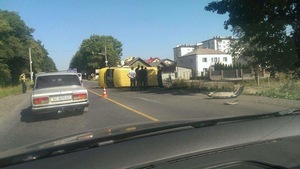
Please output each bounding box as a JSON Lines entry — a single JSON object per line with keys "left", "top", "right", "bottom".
{"left": 0, "top": 80, "right": 298, "bottom": 152}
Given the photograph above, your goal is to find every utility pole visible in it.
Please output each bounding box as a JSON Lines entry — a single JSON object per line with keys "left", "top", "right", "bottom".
{"left": 93, "top": 45, "right": 109, "bottom": 67}
{"left": 105, "top": 46, "right": 108, "bottom": 67}
{"left": 29, "top": 47, "right": 33, "bottom": 83}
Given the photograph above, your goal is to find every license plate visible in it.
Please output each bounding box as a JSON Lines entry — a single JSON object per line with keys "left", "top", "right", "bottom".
{"left": 50, "top": 95, "right": 72, "bottom": 102}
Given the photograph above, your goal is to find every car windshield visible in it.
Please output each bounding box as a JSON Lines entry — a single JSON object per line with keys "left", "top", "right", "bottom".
{"left": 35, "top": 75, "right": 81, "bottom": 89}
{"left": 1, "top": 0, "right": 300, "bottom": 165}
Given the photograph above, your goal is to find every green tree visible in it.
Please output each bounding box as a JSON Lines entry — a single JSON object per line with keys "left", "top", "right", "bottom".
{"left": 0, "top": 10, "right": 33, "bottom": 85}
{"left": 205, "top": 0, "right": 300, "bottom": 76}
{"left": 70, "top": 35, "right": 122, "bottom": 74}
{"left": 0, "top": 10, "right": 57, "bottom": 86}
{"left": 0, "top": 63, "right": 11, "bottom": 86}
{"left": 43, "top": 56, "right": 57, "bottom": 72}
{"left": 30, "top": 40, "right": 57, "bottom": 73}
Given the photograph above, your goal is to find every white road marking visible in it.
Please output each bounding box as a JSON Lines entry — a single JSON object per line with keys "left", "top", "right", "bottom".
{"left": 138, "top": 97, "right": 161, "bottom": 104}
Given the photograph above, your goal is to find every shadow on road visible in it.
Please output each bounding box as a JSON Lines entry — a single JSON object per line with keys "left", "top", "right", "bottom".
{"left": 20, "top": 106, "right": 84, "bottom": 123}
{"left": 114, "top": 87, "right": 204, "bottom": 96}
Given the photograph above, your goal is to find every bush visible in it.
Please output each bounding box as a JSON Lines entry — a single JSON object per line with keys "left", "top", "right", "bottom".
{"left": 258, "top": 81, "right": 300, "bottom": 100}
{"left": 169, "top": 79, "right": 236, "bottom": 93}
{"left": 170, "top": 79, "right": 189, "bottom": 89}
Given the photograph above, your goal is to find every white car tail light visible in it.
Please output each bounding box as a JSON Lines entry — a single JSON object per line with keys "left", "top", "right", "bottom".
{"left": 33, "top": 97, "right": 49, "bottom": 105}
{"left": 73, "top": 93, "right": 87, "bottom": 100}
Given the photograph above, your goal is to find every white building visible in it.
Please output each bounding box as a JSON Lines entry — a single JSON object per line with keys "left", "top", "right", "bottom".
{"left": 202, "top": 36, "right": 238, "bottom": 53}
{"left": 173, "top": 43, "right": 202, "bottom": 62}
{"left": 177, "top": 48, "right": 232, "bottom": 77}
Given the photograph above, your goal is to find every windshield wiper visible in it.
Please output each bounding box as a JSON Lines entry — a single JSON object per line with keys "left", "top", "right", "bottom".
{"left": 277, "top": 109, "right": 300, "bottom": 115}
{"left": 212, "top": 109, "right": 300, "bottom": 126}
{"left": 174, "top": 109, "right": 300, "bottom": 129}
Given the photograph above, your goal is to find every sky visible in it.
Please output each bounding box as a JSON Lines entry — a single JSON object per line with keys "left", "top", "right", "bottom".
{"left": 1, "top": 0, "right": 232, "bottom": 70}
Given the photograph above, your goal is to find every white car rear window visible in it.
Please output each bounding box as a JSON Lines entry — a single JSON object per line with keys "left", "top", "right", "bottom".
{"left": 35, "top": 75, "right": 81, "bottom": 89}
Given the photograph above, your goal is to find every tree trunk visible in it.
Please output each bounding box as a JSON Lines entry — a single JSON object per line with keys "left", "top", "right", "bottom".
{"left": 255, "top": 66, "right": 260, "bottom": 86}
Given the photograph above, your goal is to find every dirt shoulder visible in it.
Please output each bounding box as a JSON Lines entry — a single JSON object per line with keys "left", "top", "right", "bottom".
{"left": 240, "top": 95, "right": 300, "bottom": 109}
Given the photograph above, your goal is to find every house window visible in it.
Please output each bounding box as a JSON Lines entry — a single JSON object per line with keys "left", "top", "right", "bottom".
{"left": 214, "top": 57, "right": 218, "bottom": 62}
{"left": 211, "top": 58, "right": 214, "bottom": 62}
{"left": 223, "top": 57, "right": 228, "bottom": 62}
{"left": 202, "top": 58, "right": 207, "bottom": 62}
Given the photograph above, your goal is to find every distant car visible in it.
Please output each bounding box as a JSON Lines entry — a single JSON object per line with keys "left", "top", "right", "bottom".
{"left": 31, "top": 72, "right": 89, "bottom": 114}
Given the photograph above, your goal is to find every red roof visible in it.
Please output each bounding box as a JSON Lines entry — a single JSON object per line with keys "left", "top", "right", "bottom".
{"left": 145, "top": 57, "right": 160, "bottom": 64}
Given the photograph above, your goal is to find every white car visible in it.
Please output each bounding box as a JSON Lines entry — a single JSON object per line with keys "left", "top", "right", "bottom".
{"left": 31, "top": 72, "right": 89, "bottom": 114}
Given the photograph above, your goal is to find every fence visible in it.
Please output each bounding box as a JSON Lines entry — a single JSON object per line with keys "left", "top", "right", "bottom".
{"left": 209, "top": 69, "right": 269, "bottom": 81}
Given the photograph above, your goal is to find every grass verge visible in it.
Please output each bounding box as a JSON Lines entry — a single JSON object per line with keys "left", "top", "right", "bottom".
{"left": 0, "top": 82, "right": 31, "bottom": 98}
{"left": 257, "top": 82, "right": 300, "bottom": 100}
{"left": 167, "top": 77, "right": 300, "bottom": 100}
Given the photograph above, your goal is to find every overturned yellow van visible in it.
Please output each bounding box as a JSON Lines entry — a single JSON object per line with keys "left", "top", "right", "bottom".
{"left": 98, "top": 67, "right": 158, "bottom": 88}
{"left": 98, "top": 67, "right": 108, "bottom": 88}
